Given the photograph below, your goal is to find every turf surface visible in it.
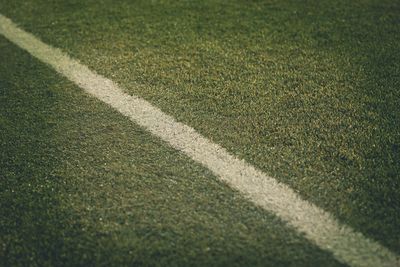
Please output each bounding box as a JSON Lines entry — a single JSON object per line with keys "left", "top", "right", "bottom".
{"left": 0, "top": 0, "right": 399, "bottom": 264}
{"left": 0, "top": 37, "right": 346, "bottom": 266}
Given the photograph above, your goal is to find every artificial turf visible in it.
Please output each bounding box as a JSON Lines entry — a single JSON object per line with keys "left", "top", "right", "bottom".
{"left": 0, "top": 37, "right": 346, "bottom": 266}
{"left": 0, "top": 0, "right": 399, "bottom": 263}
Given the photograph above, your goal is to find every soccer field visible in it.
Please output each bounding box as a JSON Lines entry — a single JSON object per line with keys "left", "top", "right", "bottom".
{"left": 1, "top": 0, "right": 399, "bottom": 266}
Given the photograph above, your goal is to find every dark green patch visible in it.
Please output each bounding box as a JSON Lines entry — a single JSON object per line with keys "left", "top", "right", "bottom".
{"left": 0, "top": 38, "right": 84, "bottom": 266}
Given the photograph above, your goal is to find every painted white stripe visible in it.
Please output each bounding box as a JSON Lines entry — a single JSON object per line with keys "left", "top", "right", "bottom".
{"left": 0, "top": 14, "right": 398, "bottom": 267}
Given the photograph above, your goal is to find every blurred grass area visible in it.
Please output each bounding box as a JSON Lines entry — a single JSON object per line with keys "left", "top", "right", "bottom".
{"left": 0, "top": 38, "right": 346, "bottom": 266}
{"left": 0, "top": 0, "right": 399, "bottom": 254}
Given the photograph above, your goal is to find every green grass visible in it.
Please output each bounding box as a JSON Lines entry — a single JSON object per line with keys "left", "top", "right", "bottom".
{"left": 0, "top": 0, "right": 399, "bottom": 264}
{"left": 0, "top": 37, "right": 345, "bottom": 266}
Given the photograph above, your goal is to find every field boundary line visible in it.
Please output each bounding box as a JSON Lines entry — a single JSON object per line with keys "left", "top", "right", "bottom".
{"left": 0, "top": 14, "right": 398, "bottom": 267}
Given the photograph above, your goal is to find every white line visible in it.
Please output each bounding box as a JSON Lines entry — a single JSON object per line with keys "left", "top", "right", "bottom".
{"left": 0, "top": 14, "right": 398, "bottom": 267}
